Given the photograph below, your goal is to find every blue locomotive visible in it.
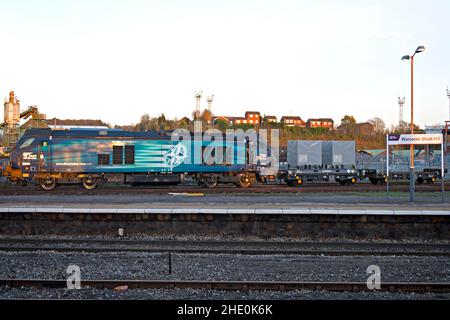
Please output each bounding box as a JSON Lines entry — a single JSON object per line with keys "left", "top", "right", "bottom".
{"left": 2, "top": 128, "right": 258, "bottom": 190}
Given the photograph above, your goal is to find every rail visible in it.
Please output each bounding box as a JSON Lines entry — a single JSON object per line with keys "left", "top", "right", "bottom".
{"left": 1, "top": 279, "right": 450, "bottom": 293}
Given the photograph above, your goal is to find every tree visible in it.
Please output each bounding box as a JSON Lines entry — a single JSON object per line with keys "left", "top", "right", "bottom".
{"left": 157, "top": 113, "right": 166, "bottom": 126}
{"left": 368, "top": 117, "right": 386, "bottom": 134}
{"left": 340, "top": 115, "right": 357, "bottom": 126}
{"left": 391, "top": 122, "right": 420, "bottom": 134}
{"left": 200, "top": 109, "right": 213, "bottom": 125}
{"left": 137, "top": 113, "right": 152, "bottom": 131}
{"left": 178, "top": 117, "right": 191, "bottom": 128}
{"left": 215, "top": 119, "right": 228, "bottom": 131}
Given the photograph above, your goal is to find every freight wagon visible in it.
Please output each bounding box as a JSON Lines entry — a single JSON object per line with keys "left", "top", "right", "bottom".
{"left": 1, "top": 128, "right": 258, "bottom": 190}
{"left": 279, "top": 140, "right": 359, "bottom": 186}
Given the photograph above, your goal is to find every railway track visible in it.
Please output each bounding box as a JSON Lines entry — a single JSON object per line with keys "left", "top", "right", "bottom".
{"left": 1, "top": 239, "right": 448, "bottom": 256}
{"left": 1, "top": 278, "right": 450, "bottom": 293}
{"left": 0, "top": 182, "right": 449, "bottom": 195}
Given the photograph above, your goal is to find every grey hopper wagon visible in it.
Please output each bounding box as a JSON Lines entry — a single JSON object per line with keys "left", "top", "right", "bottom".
{"left": 283, "top": 140, "right": 358, "bottom": 186}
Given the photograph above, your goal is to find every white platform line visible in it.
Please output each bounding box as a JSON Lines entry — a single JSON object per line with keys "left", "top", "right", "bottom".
{"left": 1, "top": 207, "right": 450, "bottom": 216}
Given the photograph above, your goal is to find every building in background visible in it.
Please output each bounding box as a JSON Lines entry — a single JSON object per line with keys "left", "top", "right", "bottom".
{"left": 280, "top": 116, "right": 306, "bottom": 127}
{"left": 306, "top": 118, "right": 334, "bottom": 129}
{"left": 233, "top": 117, "right": 248, "bottom": 125}
{"left": 245, "top": 111, "right": 261, "bottom": 125}
{"left": 212, "top": 116, "right": 235, "bottom": 126}
{"left": 263, "top": 115, "right": 277, "bottom": 124}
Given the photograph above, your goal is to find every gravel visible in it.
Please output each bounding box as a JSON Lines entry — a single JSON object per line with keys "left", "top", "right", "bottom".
{"left": 1, "top": 286, "right": 450, "bottom": 300}
{"left": 0, "top": 251, "right": 449, "bottom": 283}
{"left": 2, "top": 234, "right": 449, "bottom": 245}
{"left": 2, "top": 234, "right": 449, "bottom": 244}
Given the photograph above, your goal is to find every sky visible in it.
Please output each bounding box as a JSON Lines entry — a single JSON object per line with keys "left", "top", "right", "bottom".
{"left": 0, "top": 0, "right": 449, "bottom": 128}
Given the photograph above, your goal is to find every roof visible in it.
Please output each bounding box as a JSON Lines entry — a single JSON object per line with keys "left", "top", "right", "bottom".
{"left": 21, "top": 128, "right": 170, "bottom": 139}
{"left": 308, "top": 118, "right": 334, "bottom": 122}
{"left": 281, "top": 116, "right": 303, "bottom": 120}
{"left": 48, "top": 125, "right": 109, "bottom": 130}
{"left": 245, "top": 111, "right": 261, "bottom": 114}
{"left": 45, "top": 119, "right": 108, "bottom": 126}
{"left": 213, "top": 116, "right": 233, "bottom": 120}
{"left": 264, "top": 116, "right": 277, "bottom": 119}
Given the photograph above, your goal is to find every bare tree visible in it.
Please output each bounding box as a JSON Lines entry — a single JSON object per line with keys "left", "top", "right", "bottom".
{"left": 368, "top": 117, "right": 386, "bottom": 133}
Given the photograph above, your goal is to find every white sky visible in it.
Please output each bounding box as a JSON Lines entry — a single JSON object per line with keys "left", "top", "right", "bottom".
{"left": 1, "top": 0, "right": 449, "bottom": 127}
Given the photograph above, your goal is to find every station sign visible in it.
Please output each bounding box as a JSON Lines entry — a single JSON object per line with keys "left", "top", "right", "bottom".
{"left": 387, "top": 134, "right": 443, "bottom": 146}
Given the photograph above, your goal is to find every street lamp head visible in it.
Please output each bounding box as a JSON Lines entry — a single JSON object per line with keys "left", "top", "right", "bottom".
{"left": 402, "top": 55, "right": 411, "bottom": 61}
{"left": 415, "top": 46, "right": 426, "bottom": 54}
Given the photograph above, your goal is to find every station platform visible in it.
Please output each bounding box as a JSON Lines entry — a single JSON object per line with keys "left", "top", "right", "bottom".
{"left": 1, "top": 203, "right": 449, "bottom": 216}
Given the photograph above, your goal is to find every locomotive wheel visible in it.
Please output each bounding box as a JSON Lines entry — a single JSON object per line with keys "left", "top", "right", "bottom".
{"left": 202, "top": 174, "right": 218, "bottom": 188}
{"left": 236, "top": 174, "right": 252, "bottom": 188}
{"left": 369, "top": 178, "right": 379, "bottom": 185}
{"left": 416, "top": 178, "right": 424, "bottom": 185}
{"left": 287, "top": 179, "right": 302, "bottom": 187}
{"left": 339, "top": 180, "right": 348, "bottom": 186}
{"left": 40, "top": 177, "right": 56, "bottom": 191}
{"left": 82, "top": 176, "right": 98, "bottom": 190}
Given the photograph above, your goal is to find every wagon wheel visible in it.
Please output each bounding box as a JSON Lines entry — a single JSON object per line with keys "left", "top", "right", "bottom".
{"left": 202, "top": 174, "right": 218, "bottom": 189}
{"left": 287, "top": 179, "right": 302, "bottom": 187}
{"left": 236, "top": 174, "right": 252, "bottom": 188}
{"left": 40, "top": 176, "right": 56, "bottom": 191}
{"left": 82, "top": 176, "right": 98, "bottom": 190}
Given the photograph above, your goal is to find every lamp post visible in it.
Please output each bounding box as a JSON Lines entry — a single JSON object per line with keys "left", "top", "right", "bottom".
{"left": 402, "top": 46, "right": 425, "bottom": 203}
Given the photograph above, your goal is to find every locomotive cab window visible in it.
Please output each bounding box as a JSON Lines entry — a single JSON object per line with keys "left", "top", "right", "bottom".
{"left": 19, "top": 138, "right": 35, "bottom": 149}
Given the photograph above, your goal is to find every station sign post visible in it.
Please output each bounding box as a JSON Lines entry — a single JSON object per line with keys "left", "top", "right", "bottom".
{"left": 386, "top": 134, "right": 445, "bottom": 203}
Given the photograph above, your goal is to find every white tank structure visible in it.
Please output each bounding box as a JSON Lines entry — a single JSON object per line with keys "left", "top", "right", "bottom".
{"left": 2, "top": 91, "right": 21, "bottom": 149}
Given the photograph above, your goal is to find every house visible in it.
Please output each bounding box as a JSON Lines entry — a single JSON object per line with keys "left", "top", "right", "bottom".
{"left": 306, "top": 118, "right": 334, "bottom": 129}
{"left": 354, "top": 122, "right": 375, "bottom": 135}
{"left": 233, "top": 117, "right": 248, "bottom": 125}
{"left": 337, "top": 122, "right": 375, "bottom": 135}
{"left": 281, "top": 116, "right": 306, "bottom": 127}
{"left": 263, "top": 116, "right": 277, "bottom": 124}
{"left": 212, "top": 116, "right": 234, "bottom": 126}
{"left": 245, "top": 111, "right": 261, "bottom": 125}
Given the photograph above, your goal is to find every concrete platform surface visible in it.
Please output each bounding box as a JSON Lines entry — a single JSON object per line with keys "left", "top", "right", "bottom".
{"left": 1, "top": 203, "right": 450, "bottom": 216}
